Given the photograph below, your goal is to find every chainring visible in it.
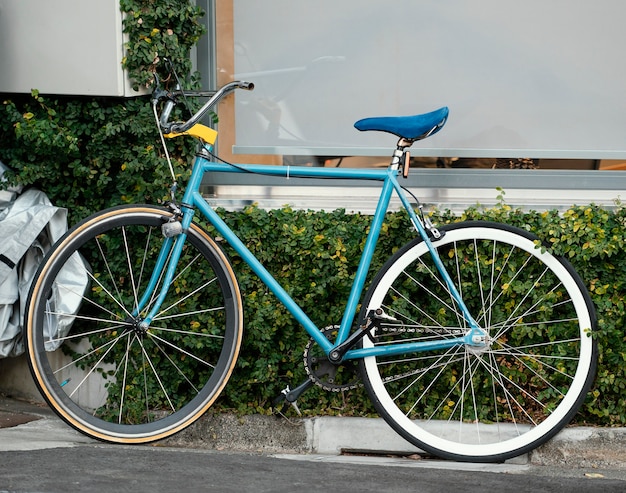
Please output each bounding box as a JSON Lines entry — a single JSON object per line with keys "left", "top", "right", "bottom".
{"left": 303, "top": 325, "right": 362, "bottom": 392}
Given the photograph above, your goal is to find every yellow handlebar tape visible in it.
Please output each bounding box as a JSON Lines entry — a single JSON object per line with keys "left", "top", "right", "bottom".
{"left": 164, "top": 123, "right": 218, "bottom": 145}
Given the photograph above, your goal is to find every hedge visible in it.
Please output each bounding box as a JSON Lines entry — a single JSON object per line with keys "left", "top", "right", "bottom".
{"left": 184, "top": 199, "right": 625, "bottom": 425}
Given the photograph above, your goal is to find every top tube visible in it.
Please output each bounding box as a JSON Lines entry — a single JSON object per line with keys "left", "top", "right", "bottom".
{"left": 196, "top": 160, "right": 395, "bottom": 181}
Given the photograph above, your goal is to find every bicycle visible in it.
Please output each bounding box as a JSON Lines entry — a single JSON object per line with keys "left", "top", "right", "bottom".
{"left": 23, "top": 66, "right": 597, "bottom": 463}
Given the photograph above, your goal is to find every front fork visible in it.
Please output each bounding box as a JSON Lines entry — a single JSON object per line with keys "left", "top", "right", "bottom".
{"left": 131, "top": 203, "right": 189, "bottom": 326}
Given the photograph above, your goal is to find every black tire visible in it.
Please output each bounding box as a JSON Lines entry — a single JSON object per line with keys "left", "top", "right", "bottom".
{"left": 359, "top": 221, "right": 597, "bottom": 462}
{"left": 25, "top": 205, "right": 243, "bottom": 443}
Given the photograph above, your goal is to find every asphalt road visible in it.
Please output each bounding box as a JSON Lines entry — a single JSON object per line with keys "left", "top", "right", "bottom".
{"left": 1, "top": 396, "right": 626, "bottom": 493}
{"left": 2, "top": 443, "right": 626, "bottom": 493}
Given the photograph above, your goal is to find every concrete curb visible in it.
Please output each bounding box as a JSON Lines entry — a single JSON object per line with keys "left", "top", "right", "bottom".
{"left": 2, "top": 394, "right": 626, "bottom": 469}
{"left": 162, "top": 414, "right": 424, "bottom": 457}
{"left": 162, "top": 411, "right": 626, "bottom": 469}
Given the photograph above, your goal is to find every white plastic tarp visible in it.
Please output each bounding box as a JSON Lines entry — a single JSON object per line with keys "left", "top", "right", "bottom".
{"left": 0, "top": 162, "right": 87, "bottom": 357}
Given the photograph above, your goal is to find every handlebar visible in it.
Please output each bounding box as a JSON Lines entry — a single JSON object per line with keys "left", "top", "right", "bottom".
{"left": 154, "top": 80, "right": 255, "bottom": 134}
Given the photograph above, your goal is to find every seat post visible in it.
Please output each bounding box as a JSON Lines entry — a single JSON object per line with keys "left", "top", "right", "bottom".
{"left": 389, "top": 138, "right": 414, "bottom": 174}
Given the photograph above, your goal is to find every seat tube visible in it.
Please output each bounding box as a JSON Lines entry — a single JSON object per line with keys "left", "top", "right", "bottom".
{"left": 336, "top": 172, "right": 395, "bottom": 342}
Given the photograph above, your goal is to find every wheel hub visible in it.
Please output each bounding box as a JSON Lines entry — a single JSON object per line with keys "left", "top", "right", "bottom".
{"left": 126, "top": 316, "right": 148, "bottom": 336}
{"left": 466, "top": 330, "right": 492, "bottom": 355}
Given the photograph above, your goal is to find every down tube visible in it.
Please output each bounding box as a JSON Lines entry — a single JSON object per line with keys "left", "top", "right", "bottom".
{"left": 192, "top": 191, "right": 334, "bottom": 354}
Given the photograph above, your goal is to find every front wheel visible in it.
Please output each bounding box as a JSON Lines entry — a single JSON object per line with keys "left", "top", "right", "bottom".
{"left": 25, "top": 205, "right": 243, "bottom": 443}
{"left": 360, "top": 221, "right": 597, "bottom": 462}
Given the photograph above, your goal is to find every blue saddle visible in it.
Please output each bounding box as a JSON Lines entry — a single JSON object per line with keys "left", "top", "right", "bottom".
{"left": 354, "top": 106, "right": 449, "bottom": 141}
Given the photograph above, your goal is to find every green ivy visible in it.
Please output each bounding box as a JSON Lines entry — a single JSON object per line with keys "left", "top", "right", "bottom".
{"left": 185, "top": 200, "right": 625, "bottom": 427}
{"left": 120, "top": 0, "right": 206, "bottom": 91}
{"left": 0, "top": 0, "right": 205, "bottom": 225}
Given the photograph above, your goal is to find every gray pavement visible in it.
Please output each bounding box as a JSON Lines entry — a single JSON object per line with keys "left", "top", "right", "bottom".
{"left": 2, "top": 442, "right": 626, "bottom": 493}
{"left": 2, "top": 393, "right": 626, "bottom": 492}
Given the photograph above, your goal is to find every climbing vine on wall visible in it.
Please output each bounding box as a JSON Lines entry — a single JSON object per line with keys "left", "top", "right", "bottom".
{"left": 120, "top": 0, "right": 206, "bottom": 91}
{"left": 0, "top": 1, "right": 206, "bottom": 224}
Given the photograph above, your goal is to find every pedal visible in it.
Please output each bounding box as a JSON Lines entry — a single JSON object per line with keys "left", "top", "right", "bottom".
{"left": 272, "top": 380, "right": 313, "bottom": 417}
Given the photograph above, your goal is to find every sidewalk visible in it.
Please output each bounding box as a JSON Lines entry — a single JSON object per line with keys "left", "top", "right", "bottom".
{"left": 2, "top": 393, "right": 626, "bottom": 470}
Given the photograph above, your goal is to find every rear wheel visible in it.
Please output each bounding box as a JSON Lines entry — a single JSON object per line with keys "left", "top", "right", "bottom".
{"left": 360, "top": 221, "right": 597, "bottom": 462}
{"left": 25, "top": 205, "right": 243, "bottom": 443}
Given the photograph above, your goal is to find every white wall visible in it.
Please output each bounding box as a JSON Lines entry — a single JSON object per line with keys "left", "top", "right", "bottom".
{"left": 0, "top": 0, "right": 135, "bottom": 96}
{"left": 231, "top": 0, "right": 626, "bottom": 159}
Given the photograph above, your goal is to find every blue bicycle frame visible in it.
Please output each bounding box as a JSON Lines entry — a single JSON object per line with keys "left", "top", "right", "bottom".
{"left": 139, "top": 152, "right": 485, "bottom": 361}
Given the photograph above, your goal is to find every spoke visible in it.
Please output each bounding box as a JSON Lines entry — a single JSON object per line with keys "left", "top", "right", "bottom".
{"left": 121, "top": 226, "right": 141, "bottom": 314}
{"left": 52, "top": 331, "right": 128, "bottom": 376}
{"left": 136, "top": 226, "right": 154, "bottom": 295}
{"left": 171, "top": 251, "right": 203, "bottom": 284}
{"left": 83, "top": 267, "right": 134, "bottom": 320}
{"left": 149, "top": 325, "right": 225, "bottom": 339}
{"left": 481, "top": 250, "right": 537, "bottom": 319}
{"left": 490, "top": 311, "right": 579, "bottom": 335}
{"left": 63, "top": 333, "right": 126, "bottom": 400}
{"left": 143, "top": 250, "right": 205, "bottom": 319}
{"left": 410, "top": 252, "right": 466, "bottom": 329}
{"left": 492, "top": 337, "right": 581, "bottom": 360}
{"left": 95, "top": 235, "right": 126, "bottom": 309}
{"left": 493, "top": 267, "right": 557, "bottom": 339}
{"left": 148, "top": 336, "right": 201, "bottom": 393}
{"left": 472, "top": 238, "right": 487, "bottom": 333}
{"left": 156, "top": 276, "right": 219, "bottom": 319}
{"left": 397, "top": 273, "right": 465, "bottom": 328}
{"left": 491, "top": 295, "right": 570, "bottom": 344}
{"left": 148, "top": 332, "right": 216, "bottom": 369}
{"left": 141, "top": 336, "right": 150, "bottom": 419}
{"left": 476, "top": 240, "right": 516, "bottom": 328}
{"left": 494, "top": 343, "right": 576, "bottom": 390}
{"left": 44, "top": 318, "right": 130, "bottom": 345}
{"left": 476, "top": 354, "right": 540, "bottom": 425}
{"left": 487, "top": 350, "right": 526, "bottom": 434}
{"left": 137, "top": 337, "right": 176, "bottom": 413}
{"left": 154, "top": 305, "right": 225, "bottom": 322}
{"left": 54, "top": 278, "right": 123, "bottom": 322}
{"left": 423, "top": 353, "right": 478, "bottom": 421}
{"left": 452, "top": 241, "right": 466, "bottom": 329}
{"left": 143, "top": 238, "right": 175, "bottom": 319}
{"left": 119, "top": 333, "right": 133, "bottom": 424}
{"left": 459, "top": 348, "right": 481, "bottom": 442}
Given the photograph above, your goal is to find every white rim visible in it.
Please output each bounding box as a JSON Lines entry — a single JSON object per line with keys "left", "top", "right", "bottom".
{"left": 363, "top": 226, "right": 593, "bottom": 458}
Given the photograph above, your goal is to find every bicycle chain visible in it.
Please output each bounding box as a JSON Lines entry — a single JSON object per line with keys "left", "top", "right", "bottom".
{"left": 372, "top": 323, "right": 469, "bottom": 384}
{"left": 377, "top": 325, "right": 466, "bottom": 336}
{"left": 304, "top": 325, "right": 467, "bottom": 390}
